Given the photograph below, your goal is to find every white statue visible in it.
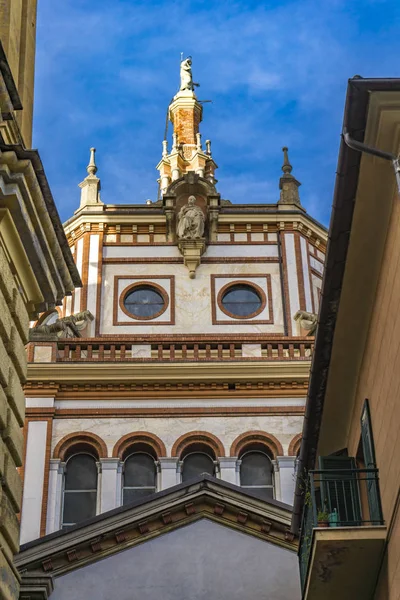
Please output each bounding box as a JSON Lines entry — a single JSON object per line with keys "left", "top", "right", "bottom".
{"left": 180, "top": 57, "right": 199, "bottom": 92}
{"left": 177, "top": 196, "right": 205, "bottom": 239}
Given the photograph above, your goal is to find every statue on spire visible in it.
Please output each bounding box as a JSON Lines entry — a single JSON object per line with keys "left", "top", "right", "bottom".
{"left": 180, "top": 57, "right": 199, "bottom": 92}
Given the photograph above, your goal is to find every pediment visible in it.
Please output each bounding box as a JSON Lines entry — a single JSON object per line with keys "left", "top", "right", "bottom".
{"left": 16, "top": 476, "right": 297, "bottom": 595}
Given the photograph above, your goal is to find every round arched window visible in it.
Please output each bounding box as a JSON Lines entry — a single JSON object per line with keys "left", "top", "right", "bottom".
{"left": 182, "top": 452, "right": 215, "bottom": 482}
{"left": 122, "top": 284, "right": 167, "bottom": 320}
{"left": 220, "top": 283, "right": 263, "bottom": 319}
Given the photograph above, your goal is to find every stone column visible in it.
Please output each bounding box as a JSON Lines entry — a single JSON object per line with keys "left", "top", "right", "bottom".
{"left": 45, "top": 459, "right": 64, "bottom": 534}
{"left": 276, "top": 456, "right": 297, "bottom": 505}
{"left": 219, "top": 457, "right": 238, "bottom": 485}
{"left": 159, "top": 458, "right": 179, "bottom": 490}
{"left": 99, "top": 458, "right": 121, "bottom": 513}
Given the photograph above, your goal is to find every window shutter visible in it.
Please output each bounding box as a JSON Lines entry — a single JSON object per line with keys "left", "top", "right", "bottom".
{"left": 360, "top": 400, "right": 383, "bottom": 524}
{"left": 318, "top": 455, "right": 361, "bottom": 524}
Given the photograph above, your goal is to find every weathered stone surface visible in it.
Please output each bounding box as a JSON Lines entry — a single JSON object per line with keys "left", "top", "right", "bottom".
{"left": 0, "top": 287, "right": 14, "bottom": 343}
{"left": 0, "top": 437, "right": 5, "bottom": 476}
{"left": 10, "top": 288, "right": 29, "bottom": 345}
{"left": 3, "top": 449, "right": 22, "bottom": 512}
{"left": 6, "top": 327, "right": 27, "bottom": 382}
{"left": 4, "top": 406, "right": 24, "bottom": 466}
{"left": 0, "top": 336, "right": 11, "bottom": 386}
{"left": 0, "top": 246, "right": 16, "bottom": 304}
{"left": 0, "top": 488, "right": 20, "bottom": 553}
{"left": 5, "top": 364, "right": 25, "bottom": 426}
{"left": 0, "top": 384, "right": 7, "bottom": 429}
{"left": 0, "top": 548, "right": 19, "bottom": 600}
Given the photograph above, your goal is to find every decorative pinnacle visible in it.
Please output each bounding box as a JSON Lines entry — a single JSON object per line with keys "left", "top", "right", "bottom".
{"left": 281, "top": 146, "right": 292, "bottom": 175}
{"left": 87, "top": 147, "right": 97, "bottom": 176}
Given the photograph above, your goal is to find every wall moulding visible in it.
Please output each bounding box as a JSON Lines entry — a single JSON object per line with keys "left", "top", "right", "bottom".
{"left": 26, "top": 361, "right": 312, "bottom": 385}
{"left": 112, "top": 275, "right": 175, "bottom": 327}
{"left": 27, "top": 406, "right": 305, "bottom": 419}
{"left": 211, "top": 274, "right": 274, "bottom": 325}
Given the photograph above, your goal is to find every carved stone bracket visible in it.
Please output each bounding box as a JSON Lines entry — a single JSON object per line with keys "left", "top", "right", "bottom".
{"left": 178, "top": 238, "right": 206, "bottom": 279}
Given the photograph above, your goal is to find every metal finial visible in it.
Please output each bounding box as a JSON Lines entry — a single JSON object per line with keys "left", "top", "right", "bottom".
{"left": 282, "top": 146, "right": 292, "bottom": 175}
{"left": 87, "top": 147, "right": 97, "bottom": 176}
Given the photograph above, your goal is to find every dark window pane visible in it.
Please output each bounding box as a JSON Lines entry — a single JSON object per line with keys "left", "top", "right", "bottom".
{"left": 221, "top": 285, "right": 261, "bottom": 318}
{"left": 242, "top": 487, "right": 274, "bottom": 500}
{"left": 124, "top": 286, "right": 165, "bottom": 318}
{"left": 64, "top": 455, "right": 97, "bottom": 490}
{"left": 182, "top": 453, "right": 215, "bottom": 482}
{"left": 124, "top": 454, "right": 156, "bottom": 487}
{"left": 123, "top": 488, "right": 155, "bottom": 505}
{"left": 62, "top": 491, "right": 97, "bottom": 525}
{"left": 241, "top": 452, "right": 272, "bottom": 486}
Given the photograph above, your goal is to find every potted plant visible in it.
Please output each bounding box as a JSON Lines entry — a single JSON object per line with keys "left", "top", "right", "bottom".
{"left": 317, "top": 509, "right": 330, "bottom": 527}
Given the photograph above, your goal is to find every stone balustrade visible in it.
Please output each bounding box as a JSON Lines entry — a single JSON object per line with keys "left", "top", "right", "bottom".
{"left": 27, "top": 336, "right": 314, "bottom": 363}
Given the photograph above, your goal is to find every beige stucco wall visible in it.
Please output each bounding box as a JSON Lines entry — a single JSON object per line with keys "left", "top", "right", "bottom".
{"left": 0, "top": 0, "right": 37, "bottom": 147}
{"left": 347, "top": 196, "right": 400, "bottom": 599}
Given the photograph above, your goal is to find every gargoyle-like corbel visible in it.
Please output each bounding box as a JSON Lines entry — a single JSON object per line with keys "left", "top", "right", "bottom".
{"left": 294, "top": 310, "right": 318, "bottom": 336}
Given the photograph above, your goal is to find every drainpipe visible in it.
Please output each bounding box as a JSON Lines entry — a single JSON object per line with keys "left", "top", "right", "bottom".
{"left": 343, "top": 129, "right": 400, "bottom": 194}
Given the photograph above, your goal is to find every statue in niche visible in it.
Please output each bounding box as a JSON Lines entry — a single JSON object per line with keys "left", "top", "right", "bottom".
{"left": 177, "top": 196, "right": 205, "bottom": 239}
{"left": 180, "top": 57, "right": 199, "bottom": 92}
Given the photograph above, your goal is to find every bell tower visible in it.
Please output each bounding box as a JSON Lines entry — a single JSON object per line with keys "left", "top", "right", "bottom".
{"left": 157, "top": 57, "right": 217, "bottom": 196}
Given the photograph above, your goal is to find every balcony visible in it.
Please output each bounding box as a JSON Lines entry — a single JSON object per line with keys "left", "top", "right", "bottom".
{"left": 299, "top": 466, "right": 386, "bottom": 599}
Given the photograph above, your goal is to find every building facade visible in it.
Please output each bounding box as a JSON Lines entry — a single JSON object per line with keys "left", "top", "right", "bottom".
{"left": 293, "top": 77, "right": 400, "bottom": 599}
{"left": 0, "top": 0, "right": 38, "bottom": 148}
{"left": 0, "top": 35, "right": 79, "bottom": 600}
{"left": 21, "top": 60, "right": 327, "bottom": 547}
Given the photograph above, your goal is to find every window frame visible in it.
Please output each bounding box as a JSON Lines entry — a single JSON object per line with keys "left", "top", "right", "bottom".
{"left": 119, "top": 282, "right": 169, "bottom": 321}
{"left": 217, "top": 281, "right": 266, "bottom": 320}
{"left": 61, "top": 452, "right": 99, "bottom": 528}
{"left": 239, "top": 450, "right": 275, "bottom": 498}
{"left": 121, "top": 451, "right": 157, "bottom": 504}
{"left": 181, "top": 451, "right": 217, "bottom": 482}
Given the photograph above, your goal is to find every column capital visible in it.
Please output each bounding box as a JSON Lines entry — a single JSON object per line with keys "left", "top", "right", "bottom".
{"left": 218, "top": 457, "right": 238, "bottom": 467}
{"left": 276, "top": 456, "right": 297, "bottom": 468}
{"left": 158, "top": 457, "right": 179, "bottom": 469}
{"left": 99, "top": 458, "right": 121, "bottom": 469}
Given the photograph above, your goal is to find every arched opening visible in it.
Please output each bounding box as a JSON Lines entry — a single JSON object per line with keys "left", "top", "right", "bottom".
{"left": 62, "top": 447, "right": 98, "bottom": 528}
{"left": 181, "top": 443, "right": 216, "bottom": 482}
{"left": 122, "top": 444, "right": 157, "bottom": 505}
{"left": 240, "top": 447, "right": 274, "bottom": 500}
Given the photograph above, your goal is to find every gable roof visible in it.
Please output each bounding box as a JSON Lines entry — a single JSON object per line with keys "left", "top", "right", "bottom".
{"left": 16, "top": 475, "right": 297, "bottom": 580}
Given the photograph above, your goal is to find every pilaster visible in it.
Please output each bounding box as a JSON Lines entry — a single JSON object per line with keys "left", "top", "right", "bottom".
{"left": 159, "top": 458, "right": 179, "bottom": 490}
{"left": 99, "top": 458, "right": 121, "bottom": 513}
{"left": 45, "top": 459, "right": 64, "bottom": 535}
{"left": 276, "top": 456, "right": 296, "bottom": 505}
{"left": 219, "top": 457, "right": 238, "bottom": 485}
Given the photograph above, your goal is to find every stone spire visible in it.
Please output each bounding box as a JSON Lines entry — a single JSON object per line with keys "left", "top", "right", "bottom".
{"left": 278, "top": 147, "right": 303, "bottom": 209}
{"left": 156, "top": 57, "right": 217, "bottom": 196}
{"left": 76, "top": 147, "right": 104, "bottom": 213}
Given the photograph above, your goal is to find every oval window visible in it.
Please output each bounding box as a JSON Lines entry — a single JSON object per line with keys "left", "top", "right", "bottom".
{"left": 221, "top": 284, "right": 262, "bottom": 318}
{"left": 123, "top": 285, "right": 166, "bottom": 319}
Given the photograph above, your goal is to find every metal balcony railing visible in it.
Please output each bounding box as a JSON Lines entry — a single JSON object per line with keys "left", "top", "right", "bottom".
{"left": 298, "top": 467, "right": 384, "bottom": 591}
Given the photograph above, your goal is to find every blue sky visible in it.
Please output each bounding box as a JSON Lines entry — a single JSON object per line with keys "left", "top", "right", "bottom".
{"left": 34, "top": 0, "right": 400, "bottom": 226}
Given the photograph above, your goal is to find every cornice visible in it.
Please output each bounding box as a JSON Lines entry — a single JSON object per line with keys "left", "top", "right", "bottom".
{"left": 27, "top": 360, "right": 311, "bottom": 385}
